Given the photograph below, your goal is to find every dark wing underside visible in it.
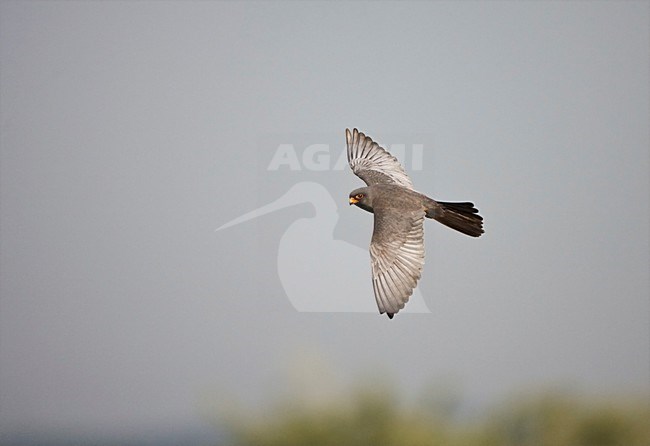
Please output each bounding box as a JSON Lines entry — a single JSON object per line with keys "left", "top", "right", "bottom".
{"left": 369, "top": 208, "right": 425, "bottom": 318}
{"left": 346, "top": 128, "right": 414, "bottom": 189}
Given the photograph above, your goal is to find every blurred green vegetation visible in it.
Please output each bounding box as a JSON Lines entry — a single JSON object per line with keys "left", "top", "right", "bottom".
{"left": 218, "top": 387, "right": 650, "bottom": 446}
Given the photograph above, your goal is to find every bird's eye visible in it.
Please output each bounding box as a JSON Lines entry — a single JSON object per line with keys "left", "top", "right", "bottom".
{"left": 356, "top": 194, "right": 364, "bottom": 199}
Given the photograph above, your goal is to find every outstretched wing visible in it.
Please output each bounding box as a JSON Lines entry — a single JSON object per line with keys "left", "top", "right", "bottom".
{"left": 369, "top": 208, "right": 425, "bottom": 318}
{"left": 346, "top": 128, "right": 414, "bottom": 189}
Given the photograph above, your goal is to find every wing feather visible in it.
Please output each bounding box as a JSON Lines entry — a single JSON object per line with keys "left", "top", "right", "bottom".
{"left": 371, "top": 279, "right": 386, "bottom": 314}
{"left": 369, "top": 209, "right": 425, "bottom": 317}
{"left": 346, "top": 128, "right": 414, "bottom": 189}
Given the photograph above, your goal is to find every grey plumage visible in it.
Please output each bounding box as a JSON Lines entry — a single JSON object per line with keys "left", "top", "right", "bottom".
{"left": 346, "top": 128, "right": 484, "bottom": 319}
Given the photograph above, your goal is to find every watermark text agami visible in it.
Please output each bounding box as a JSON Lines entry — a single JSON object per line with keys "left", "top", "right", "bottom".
{"left": 267, "top": 143, "right": 424, "bottom": 171}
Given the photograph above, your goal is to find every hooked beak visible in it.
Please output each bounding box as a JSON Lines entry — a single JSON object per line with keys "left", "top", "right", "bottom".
{"left": 349, "top": 197, "right": 359, "bottom": 205}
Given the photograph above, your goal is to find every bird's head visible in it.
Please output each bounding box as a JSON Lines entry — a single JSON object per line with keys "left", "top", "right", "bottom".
{"left": 349, "top": 187, "right": 374, "bottom": 213}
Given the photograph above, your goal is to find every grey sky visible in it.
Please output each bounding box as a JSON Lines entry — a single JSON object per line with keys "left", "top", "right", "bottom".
{"left": 1, "top": 1, "right": 648, "bottom": 441}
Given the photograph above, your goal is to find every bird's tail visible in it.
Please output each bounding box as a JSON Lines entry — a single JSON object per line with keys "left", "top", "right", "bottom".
{"left": 426, "top": 200, "right": 484, "bottom": 237}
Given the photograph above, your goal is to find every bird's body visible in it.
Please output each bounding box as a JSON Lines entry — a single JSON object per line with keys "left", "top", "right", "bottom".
{"left": 350, "top": 184, "right": 422, "bottom": 213}
{"left": 346, "top": 128, "right": 484, "bottom": 319}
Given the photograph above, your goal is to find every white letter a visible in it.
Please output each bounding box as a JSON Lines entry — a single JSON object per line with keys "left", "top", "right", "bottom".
{"left": 267, "top": 144, "right": 301, "bottom": 171}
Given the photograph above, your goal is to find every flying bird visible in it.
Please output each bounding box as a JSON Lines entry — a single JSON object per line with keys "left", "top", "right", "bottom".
{"left": 347, "top": 128, "right": 484, "bottom": 319}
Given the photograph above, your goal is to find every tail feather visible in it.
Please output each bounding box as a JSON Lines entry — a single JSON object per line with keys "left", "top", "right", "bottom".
{"left": 427, "top": 201, "right": 484, "bottom": 237}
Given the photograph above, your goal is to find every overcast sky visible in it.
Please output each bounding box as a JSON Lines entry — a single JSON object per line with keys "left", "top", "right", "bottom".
{"left": 1, "top": 1, "right": 648, "bottom": 442}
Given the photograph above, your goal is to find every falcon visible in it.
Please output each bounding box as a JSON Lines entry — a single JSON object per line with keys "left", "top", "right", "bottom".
{"left": 347, "top": 128, "right": 484, "bottom": 319}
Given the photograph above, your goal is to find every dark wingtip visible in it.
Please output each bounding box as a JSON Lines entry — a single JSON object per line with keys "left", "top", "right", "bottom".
{"left": 387, "top": 313, "right": 394, "bottom": 319}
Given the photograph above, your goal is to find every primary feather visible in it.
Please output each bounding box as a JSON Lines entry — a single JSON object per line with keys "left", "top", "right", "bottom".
{"left": 346, "top": 128, "right": 414, "bottom": 189}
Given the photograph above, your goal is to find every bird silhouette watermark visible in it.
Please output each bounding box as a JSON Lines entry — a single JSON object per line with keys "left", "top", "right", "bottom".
{"left": 216, "top": 181, "right": 431, "bottom": 314}
{"left": 216, "top": 131, "right": 444, "bottom": 315}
